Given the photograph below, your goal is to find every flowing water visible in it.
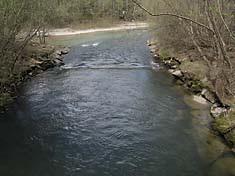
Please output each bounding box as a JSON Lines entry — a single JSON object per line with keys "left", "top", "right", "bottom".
{"left": 0, "top": 29, "right": 232, "bottom": 176}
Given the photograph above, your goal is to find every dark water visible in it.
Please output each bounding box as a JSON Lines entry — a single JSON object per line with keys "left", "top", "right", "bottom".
{"left": 0, "top": 29, "right": 206, "bottom": 176}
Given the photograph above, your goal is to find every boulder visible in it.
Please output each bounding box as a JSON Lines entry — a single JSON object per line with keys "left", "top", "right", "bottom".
{"left": 153, "top": 54, "right": 160, "bottom": 60}
{"left": 171, "top": 65, "right": 178, "bottom": 69}
{"left": 40, "top": 60, "right": 55, "bottom": 70}
{"left": 210, "top": 104, "right": 227, "bottom": 118}
{"left": 212, "top": 110, "right": 235, "bottom": 134}
{"left": 61, "top": 47, "right": 70, "bottom": 55}
{"left": 172, "top": 70, "right": 183, "bottom": 77}
{"left": 55, "top": 54, "right": 63, "bottom": 60}
{"left": 56, "top": 50, "right": 62, "bottom": 56}
{"left": 201, "top": 89, "right": 217, "bottom": 104}
{"left": 54, "top": 59, "right": 64, "bottom": 66}
{"left": 193, "top": 95, "right": 208, "bottom": 105}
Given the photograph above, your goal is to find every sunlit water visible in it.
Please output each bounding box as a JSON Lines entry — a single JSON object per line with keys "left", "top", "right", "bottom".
{"left": 0, "top": 29, "right": 225, "bottom": 176}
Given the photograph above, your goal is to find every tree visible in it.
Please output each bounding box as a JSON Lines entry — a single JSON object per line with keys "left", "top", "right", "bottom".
{"left": 132, "top": 0, "right": 235, "bottom": 105}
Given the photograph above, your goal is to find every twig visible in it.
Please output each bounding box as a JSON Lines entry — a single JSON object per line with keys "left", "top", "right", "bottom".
{"left": 217, "top": 0, "right": 235, "bottom": 41}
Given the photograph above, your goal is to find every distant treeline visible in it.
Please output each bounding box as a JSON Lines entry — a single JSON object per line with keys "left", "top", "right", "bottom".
{"left": 46, "top": 0, "right": 147, "bottom": 26}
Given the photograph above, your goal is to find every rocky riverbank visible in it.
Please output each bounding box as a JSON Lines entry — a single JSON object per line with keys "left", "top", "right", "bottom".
{"left": 0, "top": 42, "right": 70, "bottom": 110}
{"left": 148, "top": 40, "right": 235, "bottom": 151}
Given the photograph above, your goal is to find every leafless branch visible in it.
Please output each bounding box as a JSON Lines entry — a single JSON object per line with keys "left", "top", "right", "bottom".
{"left": 217, "top": 0, "right": 235, "bottom": 41}
{"left": 131, "top": 0, "right": 215, "bottom": 33}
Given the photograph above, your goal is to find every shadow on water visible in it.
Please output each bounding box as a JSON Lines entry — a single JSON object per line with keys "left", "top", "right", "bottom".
{"left": 0, "top": 29, "right": 233, "bottom": 176}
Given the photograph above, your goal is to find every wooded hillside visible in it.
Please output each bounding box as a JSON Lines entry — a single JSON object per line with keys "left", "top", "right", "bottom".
{"left": 138, "top": 0, "right": 235, "bottom": 107}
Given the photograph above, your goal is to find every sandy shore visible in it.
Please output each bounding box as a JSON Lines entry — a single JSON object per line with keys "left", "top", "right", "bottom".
{"left": 49, "top": 22, "right": 149, "bottom": 36}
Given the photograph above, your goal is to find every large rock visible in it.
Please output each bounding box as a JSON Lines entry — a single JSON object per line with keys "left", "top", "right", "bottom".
{"left": 149, "top": 45, "right": 156, "bottom": 53}
{"left": 55, "top": 50, "right": 62, "bottom": 56}
{"left": 172, "top": 70, "right": 183, "bottom": 77}
{"left": 163, "top": 58, "right": 179, "bottom": 68}
{"left": 61, "top": 47, "right": 70, "bottom": 55}
{"left": 210, "top": 104, "right": 227, "bottom": 118}
{"left": 39, "top": 60, "right": 55, "bottom": 70}
{"left": 212, "top": 110, "right": 235, "bottom": 134}
{"left": 54, "top": 59, "right": 64, "bottom": 66}
{"left": 193, "top": 95, "right": 208, "bottom": 105}
{"left": 201, "top": 89, "right": 217, "bottom": 104}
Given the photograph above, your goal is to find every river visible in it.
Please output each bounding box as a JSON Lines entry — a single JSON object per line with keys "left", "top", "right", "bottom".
{"left": 0, "top": 29, "right": 234, "bottom": 176}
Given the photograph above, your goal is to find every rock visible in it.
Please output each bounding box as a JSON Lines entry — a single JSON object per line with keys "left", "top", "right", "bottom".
{"left": 40, "top": 60, "right": 55, "bottom": 70}
{"left": 55, "top": 50, "right": 62, "bottom": 56}
{"left": 147, "top": 40, "right": 151, "bottom": 46}
{"left": 174, "top": 57, "right": 181, "bottom": 64}
{"left": 150, "top": 49, "right": 155, "bottom": 53}
{"left": 163, "top": 58, "right": 180, "bottom": 68}
{"left": 212, "top": 110, "right": 235, "bottom": 134}
{"left": 171, "top": 65, "right": 178, "bottom": 69}
{"left": 55, "top": 54, "right": 62, "bottom": 60}
{"left": 149, "top": 45, "right": 156, "bottom": 53}
{"left": 36, "top": 70, "right": 43, "bottom": 74}
{"left": 210, "top": 104, "right": 227, "bottom": 118}
{"left": 185, "top": 79, "right": 204, "bottom": 93}
{"left": 171, "top": 70, "right": 183, "bottom": 77}
{"left": 54, "top": 59, "right": 64, "bottom": 66}
{"left": 201, "top": 89, "right": 217, "bottom": 104}
{"left": 61, "top": 47, "right": 70, "bottom": 55}
{"left": 153, "top": 54, "right": 160, "bottom": 60}
{"left": 168, "top": 69, "right": 175, "bottom": 74}
{"left": 193, "top": 95, "right": 208, "bottom": 105}
{"left": 154, "top": 54, "right": 158, "bottom": 58}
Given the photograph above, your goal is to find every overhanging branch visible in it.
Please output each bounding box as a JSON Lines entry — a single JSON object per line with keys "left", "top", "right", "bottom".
{"left": 132, "top": 0, "right": 215, "bottom": 34}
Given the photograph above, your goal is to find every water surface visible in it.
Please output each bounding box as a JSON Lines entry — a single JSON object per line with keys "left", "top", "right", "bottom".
{"left": 0, "top": 29, "right": 209, "bottom": 176}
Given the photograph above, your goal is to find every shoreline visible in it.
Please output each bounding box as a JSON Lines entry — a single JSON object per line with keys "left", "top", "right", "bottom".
{"left": 148, "top": 40, "right": 235, "bottom": 152}
{"left": 0, "top": 23, "right": 148, "bottom": 110}
{"left": 49, "top": 22, "right": 149, "bottom": 36}
{"left": 0, "top": 44, "right": 70, "bottom": 111}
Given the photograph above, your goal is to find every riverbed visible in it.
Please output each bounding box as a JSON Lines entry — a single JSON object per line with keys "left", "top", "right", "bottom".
{"left": 0, "top": 29, "right": 234, "bottom": 176}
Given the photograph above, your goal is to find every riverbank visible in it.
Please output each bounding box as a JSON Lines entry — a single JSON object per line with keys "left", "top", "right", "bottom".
{"left": 0, "top": 42, "right": 70, "bottom": 110}
{"left": 0, "top": 23, "right": 148, "bottom": 110}
{"left": 148, "top": 40, "right": 235, "bottom": 151}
